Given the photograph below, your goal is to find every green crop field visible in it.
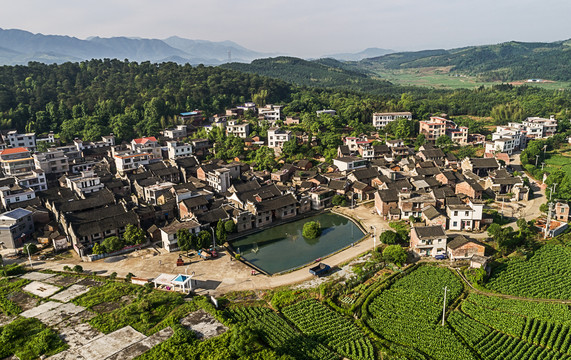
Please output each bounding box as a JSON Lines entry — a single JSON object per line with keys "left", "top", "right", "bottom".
{"left": 366, "top": 67, "right": 571, "bottom": 90}
{"left": 486, "top": 245, "right": 571, "bottom": 299}
{"left": 364, "top": 266, "right": 476, "bottom": 360}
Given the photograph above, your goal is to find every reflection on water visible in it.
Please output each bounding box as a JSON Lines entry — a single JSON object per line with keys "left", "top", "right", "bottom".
{"left": 231, "top": 213, "right": 365, "bottom": 274}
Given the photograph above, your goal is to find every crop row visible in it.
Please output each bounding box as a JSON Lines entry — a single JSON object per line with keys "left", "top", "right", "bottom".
{"left": 465, "top": 294, "right": 571, "bottom": 325}
{"left": 486, "top": 245, "right": 571, "bottom": 299}
{"left": 476, "top": 330, "right": 569, "bottom": 360}
{"left": 522, "top": 318, "right": 571, "bottom": 354}
{"left": 227, "top": 306, "right": 338, "bottom": 360}
{"left": 365, "top": 266, "right": 476, "bottom": 360}
{"left": 461, "top": 300, "right": 526, "bottom": 338}
{"left": 282, "top": 299, "right": 374, "bottom": 360}
{"left": 447, "top": 310, "right": 492, "bottom": 346}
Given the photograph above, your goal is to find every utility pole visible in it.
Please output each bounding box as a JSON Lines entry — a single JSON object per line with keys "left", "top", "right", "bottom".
{"left": 441, "top": 286, "right": 448, "bottom": 326}
{"left": 535, "top": 154, "right": 540, "bottom": 168}
{"left": 550, "top": 183, "right": 558, "bottom": 202}
{"left": 541, "top": 162, "right": 545, "bottom": 171}
{"left": 545, "top": 202, "right": 553, "bottom": 239}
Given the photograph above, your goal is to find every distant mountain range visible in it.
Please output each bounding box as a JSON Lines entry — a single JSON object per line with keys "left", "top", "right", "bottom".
{"left": 0, "top": 28, "right": 272, "bottom": 65}
{"left": 323, "top": 47, "right": 394, "bottom": 61}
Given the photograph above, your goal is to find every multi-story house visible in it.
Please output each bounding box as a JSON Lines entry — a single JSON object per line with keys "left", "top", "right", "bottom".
{"left": 131, "top": 136, "right": 162, "bottom": 159}
{"left": 0, "top": 183, "right": 35, "bottom": 209}
{"left": 267, "top": 128, "right": 292, "bottom": 151}
{"left": 0, "top": 208, "right": 34, "bottom": 249}
{"left": 410, "top": 225, "right": 447, "bottom": 257}
{"left": 446, "top": 199, "right": 484, "bottom": 231}
{"left": 226, "top": 120, "right": 250, "bottom": 139}
{"left": 0, "top": 147, "right": 34, "bottom": 176}
{"left": 485, "top": 138, "right": 517, "bottom": 155}
{"left": 372, "top": 112, "right": 412, "bottom": 129}
{"left": 399, "top": 192, "right": 437, "bottom": 218}
{"left": 167, "top": 141, "right": 193, "bottom": 161}
{"left": 160, "top": 219, "right": 201, "bottom": 252}
{"left": 555, "top": 202, "right": 570, "bottom": 222}
{"left": 333, "top": 157, "right": 368, "bottom": 172}
{"left": 419, "top": 117, "right": 467, "bottom": 144}
{"left": 114, "top": 152, "right": 152, "bottom": 175}
{"left": 163, "top": 125, "right": 188, "bottom": 139}
{"left": 258, "top": 104, "right": 282, "bottom": 123}
{"left": 523, "top": 116, "right": 558, "bottom": 138}
{"left": 33, "top": 149, "right": 69, "bottom": 176}
{"left": 206, "top": 168, "right": 231, "bottom": 194}
{"left": 419, "top": 117, "right": 447, "bottom": 141}
{"left": 5, "top": 131, "right": 36, "bottom": 150}
{"left": 65, "top": 170, "right": 105, "bottom": 198}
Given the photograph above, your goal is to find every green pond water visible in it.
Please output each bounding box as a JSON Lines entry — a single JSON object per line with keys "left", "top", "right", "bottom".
{"left": 231, "top": 213, "right": 366, "bottom": 274}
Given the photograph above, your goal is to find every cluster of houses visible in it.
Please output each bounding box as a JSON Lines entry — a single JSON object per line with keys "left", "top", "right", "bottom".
{"left": 484, "top": 116, "right": 558, "bottom": 155}
{"left": 0, "top": 104, "right": 563, "bottom": 266}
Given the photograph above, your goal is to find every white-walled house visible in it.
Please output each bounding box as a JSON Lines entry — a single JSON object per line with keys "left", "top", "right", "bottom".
{"left": 160, "top": 220, "right": 201, "bottom": 252}
{"left": 372, "top": 112, "right": 412, "bottom": 129}
{"left": 446, "top": 199, "right": 483, "bottom": 231}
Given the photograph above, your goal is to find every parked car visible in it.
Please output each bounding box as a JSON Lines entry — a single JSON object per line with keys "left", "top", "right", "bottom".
{"left": 435, "top": 254, "right": 448, "bottom": 260}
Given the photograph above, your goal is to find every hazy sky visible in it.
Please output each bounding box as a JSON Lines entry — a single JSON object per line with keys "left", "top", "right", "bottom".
{"left": 2, "top": 0, "right": 571, "bottom": 57}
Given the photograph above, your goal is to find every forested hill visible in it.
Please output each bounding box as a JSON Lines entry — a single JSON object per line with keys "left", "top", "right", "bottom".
{"left": 221, "top": 57, "right": 396, "bottom": 94}
{"left": 360, "top": 39, "right": 571, "bottom": 81}
{"left": 2, "top": 59, "right": 571, "bottom": 147}
{"left": 0, "top": 60, "right": 292, "bottom": 141}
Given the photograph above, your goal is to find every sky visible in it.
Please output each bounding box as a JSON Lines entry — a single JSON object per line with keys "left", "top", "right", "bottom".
{"left": 2, "top": 0, "right": 571, "bottom": 58}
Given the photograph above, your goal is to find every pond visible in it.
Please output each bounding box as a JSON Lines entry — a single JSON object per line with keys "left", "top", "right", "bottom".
{"left": 231, "top": 213, "right": 366, "bottom": 274}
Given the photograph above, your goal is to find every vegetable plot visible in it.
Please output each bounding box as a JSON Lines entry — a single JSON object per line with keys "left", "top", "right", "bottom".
{"left": 282, "top": 299, "right": 375, "bottom": 360}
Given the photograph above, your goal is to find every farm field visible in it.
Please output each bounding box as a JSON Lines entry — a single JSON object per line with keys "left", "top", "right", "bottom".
{"left": 3, "top": 258, "right": 571, "bottom": 359}
{"left": 362, "top": 66, "right": 571, "bottom": 90}
{"left": 485, "top": 245, "right": 571, "bottom": 299}
{"left": 544, "top": 145, "right": 571, "bottom": 177}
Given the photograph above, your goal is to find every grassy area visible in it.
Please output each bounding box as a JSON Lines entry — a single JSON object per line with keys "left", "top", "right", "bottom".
{"left": 544, "top": 144, "right": 571, "bottom": 177}
{"left": 366, "top": 67, "right": 571, "bottom": 90}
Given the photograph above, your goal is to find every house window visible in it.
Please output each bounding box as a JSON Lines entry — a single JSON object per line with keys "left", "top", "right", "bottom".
{"left": 454, "top": 211, "right": 458, "bottom": 216}
{"left": 465, "top": 211, "right": 469, "bottom": 216}
{"left": 453, "top": 221, "right": 457, "bottom": 227}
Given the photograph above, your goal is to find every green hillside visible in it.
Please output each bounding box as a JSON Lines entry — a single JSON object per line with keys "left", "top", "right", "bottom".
{"left": 221, "top": 56, "right": 396, "bottom": 94}
{"left": 360, "top": 40, "right": 571, "bottom": 82}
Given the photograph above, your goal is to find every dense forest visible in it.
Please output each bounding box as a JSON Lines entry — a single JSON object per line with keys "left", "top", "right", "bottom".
{"left": 1, "top": 59, "right": 571, "bottom": 146}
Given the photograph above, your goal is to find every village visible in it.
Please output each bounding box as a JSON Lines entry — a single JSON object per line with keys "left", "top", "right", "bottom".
{"left": 0, "top": 103, "right": 567, "bottom": 294}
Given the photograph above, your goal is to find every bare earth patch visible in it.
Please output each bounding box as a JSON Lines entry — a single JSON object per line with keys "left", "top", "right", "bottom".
{"left": 6, "top": 291, "right": 39, "bottom": 311}
{"left": 75, "top": 278, "right": 105, "bottom": 287}
{"left": 44, "top": 275, "right": 83, "bottom": 287}
{"left": 0, "top": 313, "right": 16, "bottom": 326}
{"left": 180, "top": 309, "right": 228, "bottom": 340}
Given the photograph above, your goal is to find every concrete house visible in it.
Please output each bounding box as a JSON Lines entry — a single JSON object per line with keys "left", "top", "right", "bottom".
{"left": 410, "top": 225, "right": 447, "bottom": 257}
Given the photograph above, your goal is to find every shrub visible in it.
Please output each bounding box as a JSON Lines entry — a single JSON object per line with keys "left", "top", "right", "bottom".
{"left": 23, "top": 244, "right": 38, "bottom": 255}
{"left": 382, "top": 245, "right": 407, "bottom": 267}
{"left": 125, "top": 273, "right": 134, "bottom": 282}
{"left": 332, "top": 194, "right": 347, "bottom": 207}
{"left": 102, "top": 236, "right": 124, "bottom": 253}
{"left": 302, "top": 221, "right": 321, "bottom": 239}
{"left": 380, "top": 230, "right": 399, "bottom": 245}
{"left": 224, "top": 220, "right": 237, "bottom": 234}
{"left": 109, "top": 272, "right": 117, "bottom": 281}
{"left": 72, "top": 265, "right": 83, "bottom": 273}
